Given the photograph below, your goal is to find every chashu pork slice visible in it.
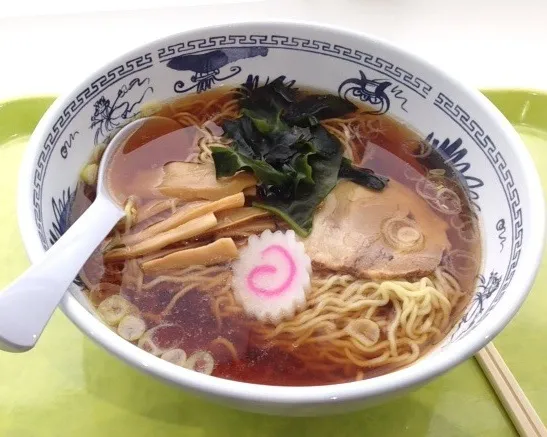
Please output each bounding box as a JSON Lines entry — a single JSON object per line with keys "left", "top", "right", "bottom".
{"left": 303, "top": 180, "right": 450, "bottom": 280}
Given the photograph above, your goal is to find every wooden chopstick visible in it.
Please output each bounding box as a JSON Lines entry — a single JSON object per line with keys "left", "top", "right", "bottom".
{"left": 475, "top": 343, "right": 547, "bottom": 437}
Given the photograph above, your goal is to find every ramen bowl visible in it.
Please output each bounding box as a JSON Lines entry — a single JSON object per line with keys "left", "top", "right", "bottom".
{"left": 18, "top": 21, "right": 545, "bottom": 415}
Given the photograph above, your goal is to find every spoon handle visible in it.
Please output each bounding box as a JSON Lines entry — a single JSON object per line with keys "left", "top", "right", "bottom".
{"left": 0, "top": 196, "right": 124, "bottom": 352}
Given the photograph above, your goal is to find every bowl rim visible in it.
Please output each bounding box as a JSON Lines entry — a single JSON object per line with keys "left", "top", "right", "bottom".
{"left": 17, "top": 19, "right": 546, "bottom": 407}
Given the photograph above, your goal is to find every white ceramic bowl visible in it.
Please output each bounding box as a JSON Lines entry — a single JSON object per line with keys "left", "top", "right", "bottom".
{"left": 18, "top": 21, "right": 545, "bottom": 416}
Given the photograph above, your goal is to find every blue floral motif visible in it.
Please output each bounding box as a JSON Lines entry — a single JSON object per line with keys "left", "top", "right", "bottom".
{"left": 90, "top": 77, "right": 153, "bottom": 144}
{"left": 338, "top": 70, "right": 392, "bottom": 115}
{"left": 167, "top": 47, "right": 268, "bottom": 94}
{"left": 33, "top": 54, "right": 153, "bottom": 248}
{"left": 49, "top": 187, "right": 75, "bottom": 246}
{"left": 451, "top": 271, "right": 502, "bottom": 341}
{"left": 48, "top": 187, "right": 84, "bottom": 287}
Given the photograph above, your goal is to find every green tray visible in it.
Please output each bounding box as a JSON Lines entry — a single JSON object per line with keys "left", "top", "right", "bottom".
{"left": 0, "top": 91, "right": 545, "bottom": 437}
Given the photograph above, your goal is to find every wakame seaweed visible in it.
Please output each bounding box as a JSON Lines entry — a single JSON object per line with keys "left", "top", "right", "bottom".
{"left": 338, "top": 158, "right": 389, "bottom": 191}
{"left": 211, "top": 77, "right": 388, "bottom": 237}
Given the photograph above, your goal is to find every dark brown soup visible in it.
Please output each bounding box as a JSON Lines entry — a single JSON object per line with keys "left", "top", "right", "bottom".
{"left": 73, "top": 80, "right": 481, "bottom": 386}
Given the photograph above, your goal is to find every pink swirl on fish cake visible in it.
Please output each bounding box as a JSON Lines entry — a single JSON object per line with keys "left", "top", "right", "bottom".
{"left": 246, "top": 245, "right": 297, "bottom": 298}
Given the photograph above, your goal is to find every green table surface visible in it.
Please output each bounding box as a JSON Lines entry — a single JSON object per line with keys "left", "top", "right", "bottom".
{"left": 0, "top": 91, "right": 545, "bottom": 437}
